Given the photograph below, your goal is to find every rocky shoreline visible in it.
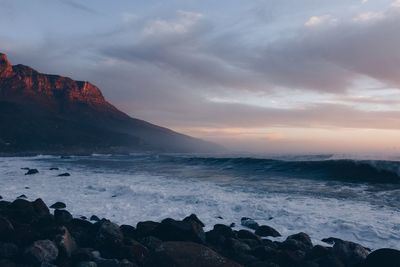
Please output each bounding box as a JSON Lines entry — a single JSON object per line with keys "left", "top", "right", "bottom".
{"left": 0, "top": 197, "right": 399, "bottom": 267}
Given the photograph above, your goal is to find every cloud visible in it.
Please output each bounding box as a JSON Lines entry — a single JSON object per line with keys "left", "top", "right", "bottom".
{"left": 56, "top": 0, "right": 98, "bottom": 14}
{"left": 143, "top": 11, "right": 204, "bottom": 36}
{"left": 353, "top": 12, "right": 384, "bottom": 22}
{"left": 2, "top": 1, "right": 400, "bottom": 151}
{"left": 305, "top": 15, "right": 337, "bottom": 27}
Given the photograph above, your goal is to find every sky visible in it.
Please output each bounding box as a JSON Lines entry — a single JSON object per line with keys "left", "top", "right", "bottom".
{"left": 1, "top": 0, "right": 400, "bottom": 154}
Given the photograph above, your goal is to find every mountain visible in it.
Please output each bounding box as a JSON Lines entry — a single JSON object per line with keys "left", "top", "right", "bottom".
{"left": 0, "top": 52, "right": 220, "bottom": 154}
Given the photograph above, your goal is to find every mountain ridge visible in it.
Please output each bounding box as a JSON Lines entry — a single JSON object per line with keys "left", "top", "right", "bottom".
{"left": 0, "top": 52, "right": 220, "bottom": 154}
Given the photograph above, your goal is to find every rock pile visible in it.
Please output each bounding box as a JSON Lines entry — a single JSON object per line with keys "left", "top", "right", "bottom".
{"left": 0, "top": 197, "right": 397, "bottom": 267}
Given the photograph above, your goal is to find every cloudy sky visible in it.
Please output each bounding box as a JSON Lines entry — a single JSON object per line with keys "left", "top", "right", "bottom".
{"left": 1, "top": 0, "right": 400, "bottom": 153}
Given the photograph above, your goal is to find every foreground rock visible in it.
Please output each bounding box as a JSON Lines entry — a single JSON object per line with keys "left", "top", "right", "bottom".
{"left": 0, "top": 197, "right": 397, "bottom": 267}
{"left": 153, "top": 241, "right": 242, "bottom": 267}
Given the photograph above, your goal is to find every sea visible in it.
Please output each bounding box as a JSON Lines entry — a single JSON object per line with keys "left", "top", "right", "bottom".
{"left": 1, "top": 153, "right": 400, "bottom": 250}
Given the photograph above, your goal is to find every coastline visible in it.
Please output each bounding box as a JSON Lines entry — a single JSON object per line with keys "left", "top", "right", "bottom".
{"left": 0, "top": 197, "right": 398, "bottom": 267}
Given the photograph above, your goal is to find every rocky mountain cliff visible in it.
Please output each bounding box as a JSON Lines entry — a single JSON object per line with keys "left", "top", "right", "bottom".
{"left": 0, "top": 53, "right": 219, "bottom": 154}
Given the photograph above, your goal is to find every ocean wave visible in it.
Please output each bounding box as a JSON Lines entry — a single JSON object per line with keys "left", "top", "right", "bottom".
{"left": 169, "top": 156, "right": 400, "bottom": 183}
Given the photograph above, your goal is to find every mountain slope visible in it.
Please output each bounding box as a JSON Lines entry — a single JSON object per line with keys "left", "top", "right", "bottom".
{"left": 0, "top": 53, "right": 220, "bottom": 154}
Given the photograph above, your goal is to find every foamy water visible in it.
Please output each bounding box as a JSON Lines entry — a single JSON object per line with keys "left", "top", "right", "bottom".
{"left": 0, "top": 154, "right": 399, "bottom": 250}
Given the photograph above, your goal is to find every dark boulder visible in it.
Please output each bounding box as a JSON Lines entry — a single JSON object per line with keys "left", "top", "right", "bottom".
{"left": 54, "top": 209, "right": 73, "bottom": 225}
{"left": 54, "top": 226, "right": 77, "bottom": 258}
{"left": 139, "top": 236, "right": 163, "bottom": 251}
{"left": 49, "top": 167, "right": 59, "bottom": 170}
{"left": 237, "top": 230, "right": 261, "bottom": 242}
{"left": 67, "top": 218, "right": 95, "bottom": 247}
{"left": 136, "top": 221, "right": 160, "bottom": 238}
{"left": 121, "top": 240, "right": 149, "bottom": 264}
{"left": 214, "top": 224, "right": 236, "bottom": 238}
{"left": 25, "top": 169, "right": 39, "bottom": 175}
{"left": 24, "top": 240, "right": 58, "bottom": 265}
{"left": 95, "top": 220, "right": 124, "bottom": 250}
{"left": 90, "top": 215, "right": 101, "bottom": 222}
{"left": 241, "top": 217, "right": 259, "bottom": 230}
{"left": 363, "top": 248, "right": 400, "bottom": 267}
{"left": 8, "top": 198, "right": 37, "bottom": 223}
{"left": 76, "top": 262, "right": 97, "bottom": 267}
{"left": 248, "top": 262, "right": 280, "bottom": 267}
{"left": 120, "top": 224, "right": 137, "bottom": 239}
{"left": 228, "top": 238, "right": 251, "bottom": 253}
{"left": 152, "top": 217, "right": 205, "bottom": 244}
{"left": 183, "top": 214, "right": 205, "bottom": 227}
{"left": 281, "top": 232, "right": 313, "bottom": 251}
{"left": 70, "top": 248, "right": 96, "bottom": 263}
{"left": 58, "top": 173, "right": 71, "bottom": 177}
{"left": 32, "top": 198, "right": 50, "bottom": 217}
{"left": 330, "top": 239, "right": 369, "bottom": 266}
{"left": 153, "top": 241, "right": 243, "bottom": 267}
{"left": 50, "top": 202, "right": 66, "bottom": 209}
{"left": 0, "top": 242, "right": 19, "bottom": 258}
{"left": 0, "top": 216, "right": 14, "bottom": 241}
{"left": 17, "top": 194, "right": 27, "bottom": 199}
{"left": 0, "top": 259, "right": 17, "bottom": 267}
{"left": 206, "top": 224, "right": 236, "bottom": 247}
{"left": 255, "top": 225, "right": 281, "bottom": 238}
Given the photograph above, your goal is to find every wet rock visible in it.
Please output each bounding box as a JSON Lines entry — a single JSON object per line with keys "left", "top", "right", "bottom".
{"left": 32, "top": 198, "right": 50, "bottom": 217}
{"left": 331, "top": 239, "right": 369, "bottom": 266}
{"left": 135, "top": 221, "right": 160, "bottom": 238}
{"left": 50, "top": 201, "right": 66, "bottom": 209}
{"left": 58, "top": 173, "right": 71, "bottom": 177}
{"left": 152, "top": 217, "right": 205, "bottom": 244}
{"left": 24, "top": 240, "right": 58, "bottom": 265}
{"left": 206, "top": 224, "right": 236, "bottom": 248}
{"left": 0, "top": 242, "right": 19, "bottom": 258}
{"left": 95, "top": 220, "right": 124, "bottom": 250}
{"left": 54, "top": 209, "right": 73, "bottom": 224}
{"left": 25, "top": 169, "right": 39, "bottom": 175}
{"left": 0, "top": 216, "right": 14, "bottom": 241}
{"left": 153, "top": 241, "right": 243, "bottom": 267}
{"left": 306, "top": 245, "right": 332, "bottom": 260}
{"left": 49, "top": 167, "right": 59, "bottom": 170}
{"left": 54, "top": 226, "right": 77, "bottom": 257}
{"left": 67, "top": 219, "right": 95, "bottom": 247}
{"left": 229, "top": 238, "right": 251, "bottom": 253}
{"left": 9, "top": 198, "right": 36, "bottom": 223}
{"left": 241, "top": 217, "right": 259, "bottom": 230}
{"left": 237, "top": 230, "right": 261, "bottom": 242}
{"left": 17, "top": 194, "right": 27, "bottom": 199}
{"left": 95, "top": 258, "right": 119, "bottom": 267}
{"left": 183, "top": 214, "right": 205, "bottom": 227}
{"left": 121, "top": 240, "right": 149, "bottom": 264}
{"left": 90, "top": 215, "right": 101, "bottom": 222}
{"left": 248, "top": 262, "right": 280, "bottom": 267}
{"left": 77, "top": 262, "right": 98, "bottom": 267}
{"left": 314, "top": 254, "right": 345, "bottom": 267}
{"left": 139, "top": 236, "right": 163, "bottom": 251}
{"left": 255, "top": 225, "right": 281, "bottom": 238}
{"left": 71, "top": 248, "right": 95, "bottom": 263}
{"left": 281, "top": 232, "right": 313, "bottom": 251}
{"left": 251, "top": 246, "right": 281, "bottom": 262}
{"left": 0, "top": 259, "right": 16, "bottom": 267}
{"left": 120, "top": 224, "right": 137, "bottom": 239}
{"left": 363, "top": 248, "right": 400, "bottom": 267}
{"left": 232, "top": 253, "right": 259, "bottom": 266}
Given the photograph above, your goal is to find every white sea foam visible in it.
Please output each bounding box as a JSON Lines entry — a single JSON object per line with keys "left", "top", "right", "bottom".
{"left": 0, "top": 155, "right": 399, "bottom": 250}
